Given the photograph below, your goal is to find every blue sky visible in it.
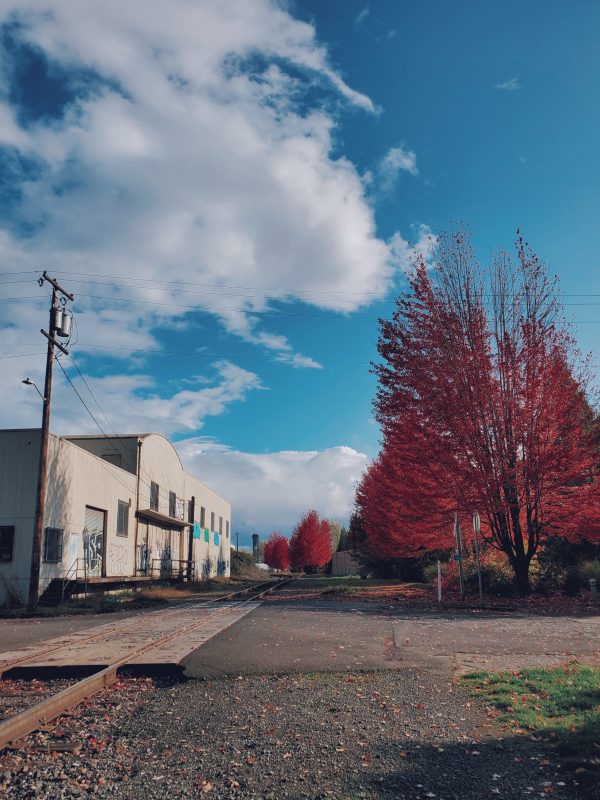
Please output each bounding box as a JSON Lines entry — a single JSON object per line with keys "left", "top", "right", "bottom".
{"left": 1, "top": 1, "right": 599, "bottom": 543}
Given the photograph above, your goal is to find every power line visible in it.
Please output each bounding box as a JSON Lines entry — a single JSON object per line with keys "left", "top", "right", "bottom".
{"left": 54, "top": 356, "right": 167, "bottom": 501}
{"left": 5, "top": 292, "right": 600, "bottom": 321}
{"left": 0, "top": 352, "right": 47, "bottom": 360}
{"left": 45, "top": 270, "right": 393, "bottom": 297}
{"left": 57, "top": 354, "right": 192, "bottom": 508}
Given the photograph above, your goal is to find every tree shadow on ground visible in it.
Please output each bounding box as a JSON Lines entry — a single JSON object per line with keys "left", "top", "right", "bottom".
{"left": 358, "top": 732, "right": 594, "bottom": 800}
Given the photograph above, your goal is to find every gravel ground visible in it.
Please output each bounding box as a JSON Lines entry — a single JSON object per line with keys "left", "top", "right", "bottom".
{"left": 0, "top": 679, "right": 78, "bottom": 722}
{"left": 1, "top": 669, "right": 589, "bottom": 800}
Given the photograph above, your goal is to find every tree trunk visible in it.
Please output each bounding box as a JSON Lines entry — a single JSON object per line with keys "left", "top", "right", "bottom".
{"left": 511, "top": 556, "right": 531, "bottom": 596}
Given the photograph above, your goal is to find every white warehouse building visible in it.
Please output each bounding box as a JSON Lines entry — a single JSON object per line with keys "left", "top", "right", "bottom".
{"left": 0, "top": 430, "right": 231, "bottom": 605}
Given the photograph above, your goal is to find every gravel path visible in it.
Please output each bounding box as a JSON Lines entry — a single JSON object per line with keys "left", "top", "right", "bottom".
{"left": 0, "top": 679, "right": 77, "bottom": 722}
{"left": 1, "top": 669, "right": 588, "bottom": 800}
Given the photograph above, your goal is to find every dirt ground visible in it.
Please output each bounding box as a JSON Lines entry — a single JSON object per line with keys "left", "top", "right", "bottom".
{"left": 1, "top": 580, "right": 599, "bottom": 799}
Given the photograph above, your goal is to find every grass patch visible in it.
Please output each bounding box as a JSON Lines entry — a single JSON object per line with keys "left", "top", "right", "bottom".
{"left": 463, "top": 665, "right": 600, "bottom": 780}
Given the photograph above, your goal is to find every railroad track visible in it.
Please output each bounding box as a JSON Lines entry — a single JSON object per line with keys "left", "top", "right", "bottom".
{"left": 0, "top": 578, "right": 288, "bottom": 750}
{"left": 0, "top": 578, "right": 284, "bottom": 678}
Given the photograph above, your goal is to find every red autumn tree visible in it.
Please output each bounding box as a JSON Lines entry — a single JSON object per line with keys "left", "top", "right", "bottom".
{"left": 263, "top": 532, "right": 290, "bottom": 571}
{"left": 289, "top": 510, "right": 332, "bottom": 571}
{"left": 359, "top": 230, "right": 600, "bottom": 594}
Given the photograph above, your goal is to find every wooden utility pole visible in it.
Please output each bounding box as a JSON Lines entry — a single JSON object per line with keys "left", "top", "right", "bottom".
{"left": 28, "top": 272, "right": 74, "bottom": 611}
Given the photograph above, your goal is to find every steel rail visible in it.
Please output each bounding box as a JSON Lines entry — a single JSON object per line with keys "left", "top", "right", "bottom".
{"left": 0, "top": 579, "right": 288, "bottom": 750}
{"left": 0, "top": 579, "right": 280, "bottom": 678}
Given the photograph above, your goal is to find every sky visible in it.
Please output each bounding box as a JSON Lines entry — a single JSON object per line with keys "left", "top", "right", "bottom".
{"left": 1, "top": 0, "right": 600, "bottom": 544}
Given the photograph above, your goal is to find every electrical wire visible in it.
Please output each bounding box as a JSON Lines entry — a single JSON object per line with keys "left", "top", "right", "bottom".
{"left": 56, "top": 354, "right": 192, "bottom": 510}
{"left": 54, "top": 356, "right": 142, "bottom": 498}
{"left": 0, "top": 352, "right": 47, "bottom": 359}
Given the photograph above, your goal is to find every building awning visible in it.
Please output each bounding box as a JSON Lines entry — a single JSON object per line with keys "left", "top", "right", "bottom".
{"left": 136, "top": 508, "right": 191, "bottom": 530}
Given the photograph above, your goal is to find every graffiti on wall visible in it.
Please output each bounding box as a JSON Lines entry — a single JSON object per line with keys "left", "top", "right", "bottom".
{"left": 138, "top": 544, "right": 150, "bottom": 574}
{"left": 83, "top": 529, "right": 103, "bottom": 576}
{"left": 160, "top": 546, "right": 172, "bottom": 578}
{"left": 108, "top": 542, "right": 128, "bottom": 575}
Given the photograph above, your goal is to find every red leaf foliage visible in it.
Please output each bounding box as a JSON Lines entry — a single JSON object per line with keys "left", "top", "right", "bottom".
{"left": 263, "top": 532, "right": 290, "bottom": 571}
{"left": 358, "top": 230, "right": 600, "bottom": 592}
{"left": 289, "top": 510, "right": 332, "bottom": 570}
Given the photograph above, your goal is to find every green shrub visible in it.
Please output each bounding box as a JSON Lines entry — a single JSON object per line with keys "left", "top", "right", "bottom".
{"left": 231, "top": 550, "right": 254, "bottom": 574}
{"left": 423, "top": 562, "right": 440, "bottom": 585}
{"left": 579, "top": 559, "right": 600, "bottom": 585}
{"left": 444, "top": 556, "right": 515, "bottom": 597}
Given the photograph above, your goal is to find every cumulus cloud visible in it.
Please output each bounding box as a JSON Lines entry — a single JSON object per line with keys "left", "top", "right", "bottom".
{"left": 0, "top": 1, "right": 425, "bottom": 480}
{"left": 177, "top": 439, "right": 369, "bottom": 533}
{"left": 495, "top": 77, "right": 521, "bottom": 91}
{"left": 377, "top": 143, "right": 418, "bottom": 194}
{"left": 0, "top": 0, "right": 393, "bottom": 372}
{"left": 389, "top": 224, "right": 436, "bottom": 273}
{"left": 5, "top": 351, "right": 263, "bottom": 435}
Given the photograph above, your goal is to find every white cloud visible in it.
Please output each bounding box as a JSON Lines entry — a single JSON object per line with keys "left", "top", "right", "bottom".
{"left": 0, "top": 0, "right": 391, "bottom": 372}
{"left": 0, "top": 0, "right": 424, "bottom": 443}
{"left": 3, "top": 352, "right": 264, "bottom": 435}
{"left": 389, "top": 224, "right": 436, "bottom": 273}
{"left": 355, "top": 6, "right": 370, "bottom": 27}
{"left": 177, "top": 439, "right": 369, "bottom": 533}
{"left": 495, "top": 77, "right": 521, "bottom": 91}
{"left": 378, "top": 143, "right": 418, "bottom": 194}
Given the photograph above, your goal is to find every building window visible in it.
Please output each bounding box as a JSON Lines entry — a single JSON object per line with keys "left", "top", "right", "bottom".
{"left": 0, "top": 526, "right": 15, "bottom": 562}
{"left": 219, "top": 516, "right": 223, "bottom": 535}
{"left": 200, "top": 506, "right": 206, "bottom": 528}
{"left": 226, "top": 521, "right": 230, "bottom": 540}
{"left": 188, "top": 496, "right": 195, "bottom": 524}
{"left": 117, "top": 500, "right": 129, "bottom": 537}
{"left": 43, "top": 527, "right": 63, "bottom": 563}
{"left": 210, "top": 512, "right": 215, "bottom": 532}
{"left": 169, "top": 491, "right": 176, "bottom": 518}
{"left": 150, "top": 481, "right": 159, "bottom": 511}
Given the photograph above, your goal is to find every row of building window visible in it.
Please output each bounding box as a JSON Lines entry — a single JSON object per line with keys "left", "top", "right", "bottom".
{"left": 149, "top": 481, "right": 230, "bottom": 539}
{"left": 1, "top": 525, "right": 64, "bottom": 564}
{"left": 0, "top": 508, "right": 230, "bottom": 563}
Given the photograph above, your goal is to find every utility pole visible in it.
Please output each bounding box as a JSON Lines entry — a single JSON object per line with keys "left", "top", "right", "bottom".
{"left": 27, "top": 272, "right": 74, "bottom": 611}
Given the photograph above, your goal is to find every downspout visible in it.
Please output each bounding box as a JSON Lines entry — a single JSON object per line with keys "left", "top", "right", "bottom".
{"left": 187, "top": 496, "right": 195, "bottom": 580}
{"left": 134, "top": 439, "right": 142, "bottom": 575}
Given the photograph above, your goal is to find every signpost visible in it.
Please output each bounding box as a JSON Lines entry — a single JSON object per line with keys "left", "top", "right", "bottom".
{"left": 453, "top": 513, "right": 465, "bottom": 599}
{"left": 473, "top": 511, "right": 484, "bottom": 603}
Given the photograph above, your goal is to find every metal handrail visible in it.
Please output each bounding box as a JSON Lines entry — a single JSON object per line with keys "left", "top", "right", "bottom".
{"left": 150, "top": 558, "right": 195, "bottom": 581}
{"left": 61, "top": 557, "right": 80, "bottom": 603}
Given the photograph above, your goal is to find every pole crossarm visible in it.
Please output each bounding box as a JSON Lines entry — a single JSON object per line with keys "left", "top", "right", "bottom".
{"left": 41, "top": 329, "right": 70, "bottom": 356}
{"left": 41, "top": 270, "right": 75, "bottom": 301}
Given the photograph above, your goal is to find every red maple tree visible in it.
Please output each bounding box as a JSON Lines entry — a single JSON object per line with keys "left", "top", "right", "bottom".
{"left": 263, "top": 532, "right": 290, "bottom": 571}
{"left": 359, "top": 230, "right": 600, "bottom": 594}
{"left": 289, "top": 510, "right": 332, "bottom": 571}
